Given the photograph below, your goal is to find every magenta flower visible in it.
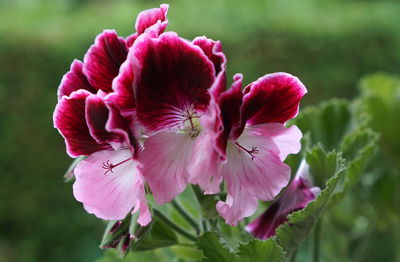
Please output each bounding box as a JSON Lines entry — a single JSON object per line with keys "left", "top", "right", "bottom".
{"left": 121, "top": 32, "right": 226, "bottom": 204}
{"left": 53, "top": 4, "right": 169, "bottom": 225}
{"left": 190, "top": 73, "right": 307, "bottom": 225}
{"left": 246, "top": 160, "right": 320, "bottom": 239}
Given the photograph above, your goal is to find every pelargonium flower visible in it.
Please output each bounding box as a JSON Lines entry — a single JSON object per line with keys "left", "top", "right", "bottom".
{"left": 189, "top": 73, "right": 307, "bottom": 225}
{"left": 245, "top": 160, "right": 320, "bottom": 239}
{"left": 53, "top": 4, "right": 169, "bottom": 225}
{"left": 114, "top": 30, "right": 227, "bottom": 204}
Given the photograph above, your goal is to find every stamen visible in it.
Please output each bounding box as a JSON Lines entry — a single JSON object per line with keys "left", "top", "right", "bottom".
{"left": 102, "top": 158, "right": 131, "bottom": 175}
{"left": 235, "top": 142, "right": 259, "bottom": 160}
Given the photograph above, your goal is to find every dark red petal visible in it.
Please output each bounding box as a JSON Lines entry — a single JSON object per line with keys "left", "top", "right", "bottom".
{"left": 216, "top": 74, "right": 243, "bottom": 155}
{"left": 135, "top": 4, "right": 169, "bottom": 35}
{"left": 192, "top": 37, "right": 227, "bottom": 97}
{"left": 105, "top": 102, "right": 140, "bottom": 156}
{"left": 83, "top": 30, "right": 128, "bottom": 93}
{"left": 241, "top": 73, "right": 307, "bottom": 125}
{"left": 53, "top": 90, "right": 111, "bottom": 157}
{"left": 133, "top": 32, "right": 216, "bottom": 132}
{"left": 85, "top": 95, "right": 124, "bottom": 146}
{"left": 107, "top": 59, "right": 135, "bottom": 115}
{"left": 126, "top": 33, "right": 138, "bottom": 47}
{"left": 57, "top": 60, "right": 95, "bottom": 99}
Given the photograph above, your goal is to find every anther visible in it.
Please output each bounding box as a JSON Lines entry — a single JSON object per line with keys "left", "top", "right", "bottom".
{"left": 102, "top": 158, "right": 131, "bottom": 175}
{"left": 235, "top": 142, "right": 259, "bottom": 160}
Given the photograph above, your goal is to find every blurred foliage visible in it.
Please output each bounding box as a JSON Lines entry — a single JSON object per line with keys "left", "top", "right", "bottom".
{"left": 1, "top": 0, "right": 400, "bottom": 261}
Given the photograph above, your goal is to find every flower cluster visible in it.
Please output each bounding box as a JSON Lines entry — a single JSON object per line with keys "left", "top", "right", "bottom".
{"left": 53, "top": 4, "right": 307, "bottom": 227}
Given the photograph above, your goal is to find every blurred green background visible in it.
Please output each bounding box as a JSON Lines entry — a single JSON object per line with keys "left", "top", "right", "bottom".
{"left": 1, "top": 0, "right": 400, "bottom": 261}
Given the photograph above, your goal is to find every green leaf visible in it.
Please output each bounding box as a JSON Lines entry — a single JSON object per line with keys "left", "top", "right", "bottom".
{"left": 217, "top": 220, "right": 251, "bottom": 251}
{"left": 196, "top": 232, "right": 285, "bottom": 262}
{"left": 132, "top": 217, "right": 179, "bottom": 251}
{"left": 236, "top": 238, "right": 285, "bottom": 262}
{"left": 291, "top": 99, "right": 352, "bottom": 151}
{"left": 275, "top": 146, "right": 346, "bottom": 255}
{"left": 356, "top": 73, "right": 400, "bottom": 158}
{"left": 196, "top": 232, "right": 237, "bottom": 262}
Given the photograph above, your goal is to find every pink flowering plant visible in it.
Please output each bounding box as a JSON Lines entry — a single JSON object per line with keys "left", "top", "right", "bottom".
{"left": 53, "top": 5, "right": 378, "bottom": 261}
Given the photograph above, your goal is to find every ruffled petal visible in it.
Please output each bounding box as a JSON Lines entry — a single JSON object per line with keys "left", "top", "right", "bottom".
{"left": 135, "top": 4, "right": 169, "bottom": 35}
{"left": 57, "top": 60, "right": 95, "bottom": 99}
{"left": 241, "top": 72, "right": 307, "bottom": 125}
{"left": 246, "top": 123, "right": 302, "bottom": 161}
{"left": 85, "top": 94, "right": 124, "bottom": 146}
{"left": 53, "top": 90, "right": 111, "bottom": 157}
{"left": 216, "top": 128, "right": 291, "bottom": 225}
{"left": 216, "top": 185, "right": 258, "bottom": 226}
{"left": 246, "top": 160, "right": 320, "bottom": 239}
{"left": 73, "top": 149, "right": 151, "bottom": 225}
{"left": 83, "top": 30, "right": 128, "bottom": 93}
{"left": 132, "top": 32, "right": 216, "bottom": 132}
{"left": 192, "top": 37, "right": 227, "bottom": 97}
{"left": 138, "top": 131, "right": 194, "bottom": 204}
{"left": 126, "top": 33, "right": 138, "bottom": 47}
{"left": 216, "top": 74, "right": 243, "bottom": 155}
{"left": 108, "top": 59, "right": 135, "bottom": 115}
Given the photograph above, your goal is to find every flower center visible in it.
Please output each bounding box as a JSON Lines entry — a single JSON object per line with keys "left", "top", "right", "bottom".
{"left": 182, "top": 110, "right": 201, "bottom": 138}
{"left": 102, "top": 158, "right": 131, "bottom": 175}
{"left": 234, "top": 142, "right": 259, "bottom": 160}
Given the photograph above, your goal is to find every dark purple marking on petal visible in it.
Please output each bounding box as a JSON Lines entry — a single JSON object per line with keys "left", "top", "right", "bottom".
{"left": 53, "top": 90, "right": 111, "bottom": 157}
{"left": 57, "top": 60, "right": 95, "bottom": 99}
{"left": 83, "top": 30, "right": 128, "bottom": 93}
{"left": 241, "top": 72, "right": 307, "bottom": 126}
{"left": 85, "top": 95, "right": 125, "bottom": 146}
{"left": 133, "top": 32, "right": 216, "bottom": 132}
{"left": 216, "top": 74, "right": 243, "bottom": 155}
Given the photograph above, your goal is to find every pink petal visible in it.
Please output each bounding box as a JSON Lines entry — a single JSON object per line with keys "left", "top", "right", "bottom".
{"left": 135, "top": 4, "right": 169, "bottom": 35}
{"left": 188, "top": 132, "right": 223, "bottom": 194}
{"left": 138, "top": 131, "right": 194, "bottom": 204}
{"left": 53, "top": 90, "right": 111, "bottom": 157}
{"left": 246, "top": 123, "right": 302, "bottom": 161}
{"left": 216, "top": 186, "right": 259, "bottom": 226}
{"left": 57, "top": 60, "right": 95, "bottom": 99}
{"left": 241, "top": 72, "right": 307, "bottom": 125}
{"left": 85, "top": 94, "right": 124, "bottom": 146}
{"left": 132, "top": 32, "right": 216, "bottom": 132}
{"left": 245, "top": 160, "right": 320, "bottom": 239}
{"left": 217, "top": 128, "right": 291, "bottom": 225}
{"left": 73, "top": 149, "right": 151, "bottom": 225}
{"left": 192, "top": 37, "right": 227, "bottom": 97}
{"left": 83, "top": 30, "right": 128, "bottom": 93}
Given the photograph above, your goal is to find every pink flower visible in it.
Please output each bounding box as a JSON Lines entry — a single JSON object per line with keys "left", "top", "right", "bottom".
{"left": 115, "top": 30, "right": 226, "bottom": 205}
{"left": 189, "top": 73, "right": 307, "bottom": 225}
{"left": 246, "top": 160, "right": 320, "bottom": 239}
{"left": 53, "top": 5, "right": 169, "bottom": 225}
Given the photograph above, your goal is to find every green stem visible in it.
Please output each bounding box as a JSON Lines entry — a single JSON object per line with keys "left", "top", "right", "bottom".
{"left": 313, "top": 220, "right": 321, "bottom": 262}
{"left": 191, "top": 184, "right": 204, "bottom": 204}
{"left": 290, "top": 250, "right": 298, "bottom": 262}
{"left": 153, "top": 209, "right": 197, "bottom": 242}
{"left": 172, "top": 199, "right": 200, "bottom": 235}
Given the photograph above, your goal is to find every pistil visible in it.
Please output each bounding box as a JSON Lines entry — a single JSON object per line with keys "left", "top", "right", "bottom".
{"left": 102, "top": 158, "right": 131, "bottom": 175}
{"left": 235, "top": 142, "right": 259, "bottom": 160}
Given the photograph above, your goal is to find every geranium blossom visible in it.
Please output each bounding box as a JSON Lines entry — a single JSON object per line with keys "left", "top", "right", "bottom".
{"left": 246, "top": 160, "right": 320, "bottom": 239}
{"left": 190, "top": 73, "right": 307, "bottom": 225}
{"left": 53, "top": 4, "right": 169, "bottom": 225}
